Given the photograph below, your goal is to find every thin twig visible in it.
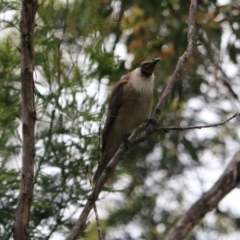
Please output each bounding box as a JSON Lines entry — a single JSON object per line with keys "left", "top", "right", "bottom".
{"left": 85, "top": 165, "right": 103, "bottom": 240}
{"left": 36, "top": 111, "right": 100, "bottom": 124}
{"left": 93, "top": 205, "right": 103, "bottom": 240}
{"left": 0, "top": 19, "right": 21, "bottom": 31}
{"left": 35, "top": 21, "right": 123, "bottom": 29}
{"left": 154, "top": 113, "right": 239, "bottom": 132}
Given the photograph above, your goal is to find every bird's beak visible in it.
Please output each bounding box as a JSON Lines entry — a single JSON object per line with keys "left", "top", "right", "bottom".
{"left": 152, "top": 58, "right": 161, "bottom": 63}
{"left": 141, "top": 58, "right": 161, "bottom": 75}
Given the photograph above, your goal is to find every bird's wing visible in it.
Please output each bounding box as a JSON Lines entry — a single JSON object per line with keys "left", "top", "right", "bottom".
{"left": 102, "top": 78, "right": 128, "bottom": 152}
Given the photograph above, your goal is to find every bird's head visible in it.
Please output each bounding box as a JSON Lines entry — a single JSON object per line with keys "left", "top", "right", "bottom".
{"left": 140, "top": 58, "right": 161, "bottom": 76}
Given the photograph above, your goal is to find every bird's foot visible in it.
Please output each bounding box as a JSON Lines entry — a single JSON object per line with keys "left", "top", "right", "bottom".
{"left": 146, "top": 118, "right": 159, "bottom": 127}
{"left": 124, "top": 139, "right": 131, "bottom": 149}
{"left": 88, "top": 193, "right": 94, "bottom": 201}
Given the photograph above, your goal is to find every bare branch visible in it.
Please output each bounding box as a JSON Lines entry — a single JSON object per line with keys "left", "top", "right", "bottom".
{"left": 12, "top": 0, "right": 38, "bottom": 239}
{"left": 154, "top": 113, "right": 239, "bottom": 132}
{"left": 66, "top": 1, "right": 199, "bottom": 239}
{"left": 35, "top": 21, "right": 123, "bottom": 29}
{"left": 0, "top": 19, "right": 21, "bottom": 31}
{"left": 63, "top": 107, "right": 239, "bottom": 240}
{"left": 165, "top": 149, "right": 240, "bottom": 240}
{"left": 151, "top": 0, "right": 198, "bottom": 121}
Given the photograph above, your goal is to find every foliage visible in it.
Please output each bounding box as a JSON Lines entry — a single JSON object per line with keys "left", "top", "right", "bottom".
{"left": 0, "top": 0, "right": 240, "bottom": 239}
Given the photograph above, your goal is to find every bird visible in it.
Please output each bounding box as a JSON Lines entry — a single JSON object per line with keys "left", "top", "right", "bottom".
{"left": 93, "top": 58, "right": 160, "bottom": 187}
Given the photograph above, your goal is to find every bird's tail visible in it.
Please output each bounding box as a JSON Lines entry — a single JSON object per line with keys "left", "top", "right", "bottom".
{"left": 92, "top": 164, "right": 116, "bottom": 187}
{"left": 92, "top": 150, "right": 117, "bottom": 187}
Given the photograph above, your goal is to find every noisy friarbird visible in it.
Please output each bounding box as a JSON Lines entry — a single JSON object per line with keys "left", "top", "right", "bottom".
{"left": 93, "top": 58, "right": 160, "bottom": 187}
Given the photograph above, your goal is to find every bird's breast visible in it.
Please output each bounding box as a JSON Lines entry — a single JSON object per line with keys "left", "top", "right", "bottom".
{"left": 114, "top": 81, "right": 153, "bottom": 135}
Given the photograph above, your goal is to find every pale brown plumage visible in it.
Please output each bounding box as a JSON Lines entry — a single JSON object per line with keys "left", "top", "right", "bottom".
{"left": 93, "top": 58, "right": 160, "bottom": 187}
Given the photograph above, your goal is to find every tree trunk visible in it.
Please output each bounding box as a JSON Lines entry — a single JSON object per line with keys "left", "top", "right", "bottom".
{"left": 12, "top": 0, "right": 38, "bottom": 239}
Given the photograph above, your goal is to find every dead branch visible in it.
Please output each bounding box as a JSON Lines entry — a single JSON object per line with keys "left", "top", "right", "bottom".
{"left": 12, "top": 1, "right": 38, "bottom": 240}
{"left": 165, "top": 149, "right": 240, "bottom": 240}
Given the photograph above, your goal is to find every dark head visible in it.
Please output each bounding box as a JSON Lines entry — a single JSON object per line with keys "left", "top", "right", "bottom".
{"left": 140, "top": 58, "right": 161, "bottom": 76}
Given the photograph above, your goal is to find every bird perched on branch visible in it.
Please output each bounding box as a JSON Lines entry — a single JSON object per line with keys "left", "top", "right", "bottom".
{"left": 93, "top": 58, "right": 160, "bottom": 187}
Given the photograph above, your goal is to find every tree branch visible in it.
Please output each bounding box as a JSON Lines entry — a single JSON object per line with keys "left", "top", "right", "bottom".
{"left": 66, "top": 1, "right": 198, "bottom": 239}
{"left": 151, "top": 0, "right": 198, "bottom": 120}
{"left": 154, "top": 113, "right": 239, "bottom": 132}
{"left": 165, "top": 149, "right": 240, "bottom": 240}
{"left": 12, "top": 0, "right": 38, "bottom": 239}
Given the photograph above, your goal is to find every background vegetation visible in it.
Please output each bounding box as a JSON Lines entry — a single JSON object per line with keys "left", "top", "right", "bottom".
{"left": 0, "top": 0, "right": 240, "bottom": 239}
